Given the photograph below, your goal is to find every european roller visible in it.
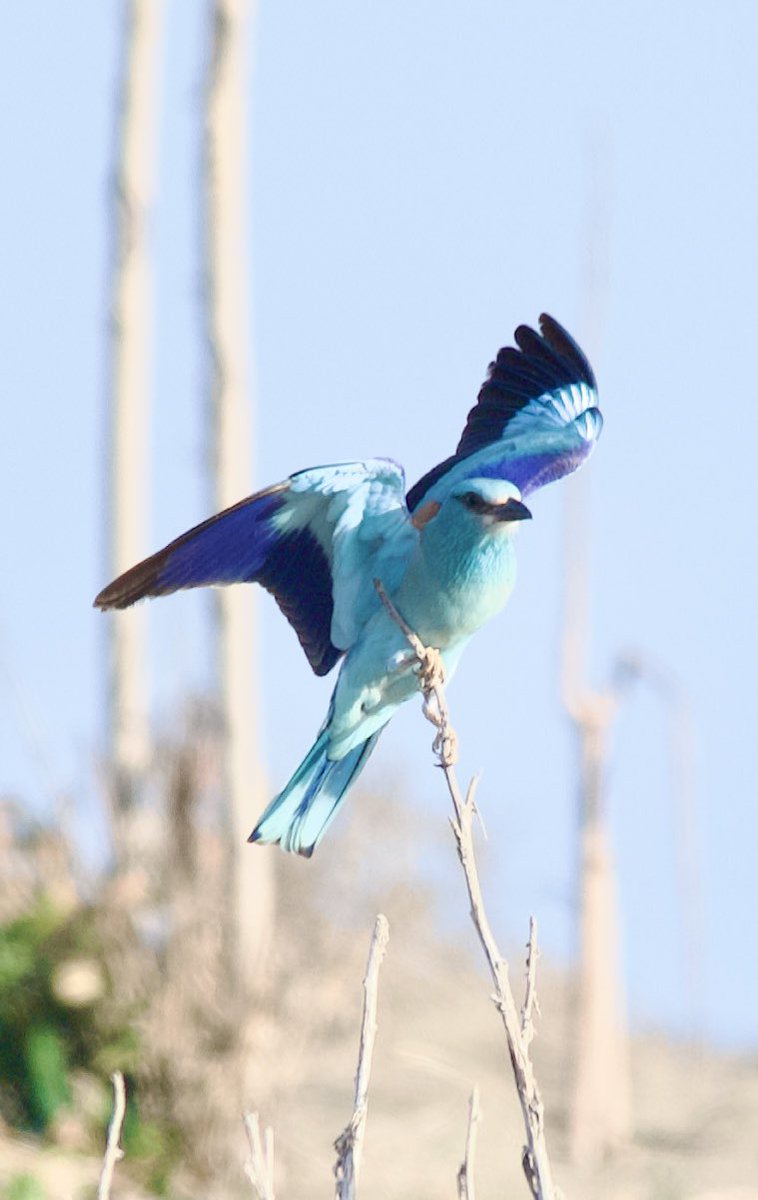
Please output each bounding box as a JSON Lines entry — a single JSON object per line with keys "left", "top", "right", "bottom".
{"left": 95, "top": 314, "right": 602, "bottom": 855}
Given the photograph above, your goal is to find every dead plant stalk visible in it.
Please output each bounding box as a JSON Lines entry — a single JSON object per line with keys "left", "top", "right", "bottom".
{"left": 98, "top": 1071, "right": 126, "bottom": 1200}
{"left": 333, "top": 913, "right": 390, "bottom": 1200}
{"left": 374, "top": 579, "right": 559, "bottom": 1200}
{"left": 243, "top": 1111, "right": 276, "bottom": 1200}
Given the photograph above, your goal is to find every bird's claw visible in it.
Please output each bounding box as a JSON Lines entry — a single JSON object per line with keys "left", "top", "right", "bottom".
{"left": 415, "top": 646, "right": 445, "bottom": 692}
{"left": 414, "top": 648, "right": 458, "bottom": 766}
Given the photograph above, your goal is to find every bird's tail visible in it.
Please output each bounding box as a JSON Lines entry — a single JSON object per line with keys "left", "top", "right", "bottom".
{"left": 248, "top": 719, "right": 380, "bottom": 856}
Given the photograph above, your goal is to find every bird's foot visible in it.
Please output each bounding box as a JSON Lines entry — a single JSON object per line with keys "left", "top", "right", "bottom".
{"left": 414, "top": 648, "right": 458, "bottom": 766}
{"left": 415, "top": 645, "right": 445, "bottom": 692}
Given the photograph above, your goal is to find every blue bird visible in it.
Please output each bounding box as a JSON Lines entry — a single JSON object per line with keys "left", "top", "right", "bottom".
{"left": 95, "top": 314, "right": 602, "bottom": 855}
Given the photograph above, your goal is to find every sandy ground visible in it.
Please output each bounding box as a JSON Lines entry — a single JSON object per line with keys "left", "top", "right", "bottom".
{"left": 2, "top": 799, "right": 756, "bottom": 1200}
{"left": 2, "top": 926, "right": 757, "bottom": 1200}
{"left": 256, "top": 918, "right": 758, "bottom": 1200}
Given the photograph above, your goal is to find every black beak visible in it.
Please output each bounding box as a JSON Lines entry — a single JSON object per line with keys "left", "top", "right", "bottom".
{"left": 494, "top": 497, "right": 532, "bottom": 522}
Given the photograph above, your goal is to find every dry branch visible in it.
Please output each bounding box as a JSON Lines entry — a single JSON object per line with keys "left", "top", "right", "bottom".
{"left": 334, "top": 913, "right": 390, "bottom": 1200}
{"left": 456, "top": 1086, "right": 481, "bottom": 1200}
{"left": 374, "top": 580, "right": 559, "bottom": 1200}
{"left": 521, "top": 916, "right": 541, "bottom": 1051}
{"left": 243, "top": 1111, "right": 276, "bottom": 1200}
{"left": 97, "top": 1071, "right": 126, "bottom": 1200}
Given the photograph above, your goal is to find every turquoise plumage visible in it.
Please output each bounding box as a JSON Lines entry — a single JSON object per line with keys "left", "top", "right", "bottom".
{"left": 95, "top": 315, "right": 602, "bottom": 854}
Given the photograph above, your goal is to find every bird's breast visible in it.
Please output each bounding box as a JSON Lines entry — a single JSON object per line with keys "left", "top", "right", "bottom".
{"left": 395, "top": 534, "right": 518, "bottom": 646}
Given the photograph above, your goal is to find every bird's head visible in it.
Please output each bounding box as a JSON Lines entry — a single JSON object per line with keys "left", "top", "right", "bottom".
{"left": 447, "top": 477, "right": 532, "bottom": 531}
{"left": 413, "top": 477, "right": 532, "bottom": 556}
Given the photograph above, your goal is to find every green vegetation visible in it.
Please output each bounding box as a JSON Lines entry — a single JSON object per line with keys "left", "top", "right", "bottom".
{"left": 0, "top": 888, "right": 178, "bottom": 1191}
{"left": 3, "top": 1175, "right": 47, "bottom": 1200}
{"left": 0, "top": 898, "right": 86, "bottom": 1132}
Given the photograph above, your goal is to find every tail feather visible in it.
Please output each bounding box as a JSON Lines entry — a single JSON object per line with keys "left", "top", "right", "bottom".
{"left": 249, "top": 728, "right": 380, "bottom": 856}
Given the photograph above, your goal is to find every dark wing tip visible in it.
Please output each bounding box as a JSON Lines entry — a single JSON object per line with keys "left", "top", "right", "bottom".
{"left": 408, "top": 313, "right": 598, "bottom": 509}
{"left": 481, "top": 313, "right": 595, "bottom": 407}
{"left": 93, "top": 481, "right": 289, "bottom": 613}
{"left": 456, "top": 312, "right": 595, "bottom": 459}
{"left": 94, "top": 552, "right": 169, "bottom": 610}
{"left": 538, "top": 313, "right": 596, "bottom": 390}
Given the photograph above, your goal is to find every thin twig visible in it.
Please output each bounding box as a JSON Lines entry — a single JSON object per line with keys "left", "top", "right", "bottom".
{"left": 97, "top": 1071, "right": 126, "bottom": 1200}
{"left": 374, "top": 581, "right": 559, "bottom": 1200}
{"left": 456, "top": 1086, "right": 481, "bottom": 1200}
{"left": 243, "top": 1111, "right": 276, "bottom": 1200}
{"left": 521, "top": 916, "right": 541, "bottom": 1050}
{"left": 334, "top": 914, "right": 390, "bottom": 1200}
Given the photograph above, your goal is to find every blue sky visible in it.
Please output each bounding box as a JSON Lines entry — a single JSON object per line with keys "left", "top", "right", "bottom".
{"left": 1, "top": 1, "right": 757, "bottom": 1045}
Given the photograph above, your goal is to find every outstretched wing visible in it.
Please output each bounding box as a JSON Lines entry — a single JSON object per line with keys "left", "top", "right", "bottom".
{"left": 407, "top": 314, "right": 602, "bottom": 511}
{"left": 94, "top": 458, "right": 416, "bottom": 677}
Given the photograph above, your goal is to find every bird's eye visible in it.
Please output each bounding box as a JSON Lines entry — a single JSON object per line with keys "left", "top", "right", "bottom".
{"left": 460, "top": 491, "right": 485, "bottom": 510}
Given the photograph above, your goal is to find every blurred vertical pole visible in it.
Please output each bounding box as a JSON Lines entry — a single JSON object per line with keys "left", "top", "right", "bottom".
{"left": 669, "top": 690, "right": 705, "bottom": 1042}
{"left": 564, "top": 144, "right": 632, "bottom": 1164}
{"left": 204, "top": 0, "right": 274, "bottom": 997}
{"left": 106, "top": 0, "right": 163, "bottom": 815}
{"left": 561, "top": 483, "right": 632, "bottom": 1166}
{"left": 616, "top": 654, "right": 706, "bottom": 1044}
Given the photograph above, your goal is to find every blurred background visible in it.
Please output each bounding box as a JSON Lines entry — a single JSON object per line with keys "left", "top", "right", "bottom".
{"left": 1, "top": 1, "right": 757, "bottom": 1197}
